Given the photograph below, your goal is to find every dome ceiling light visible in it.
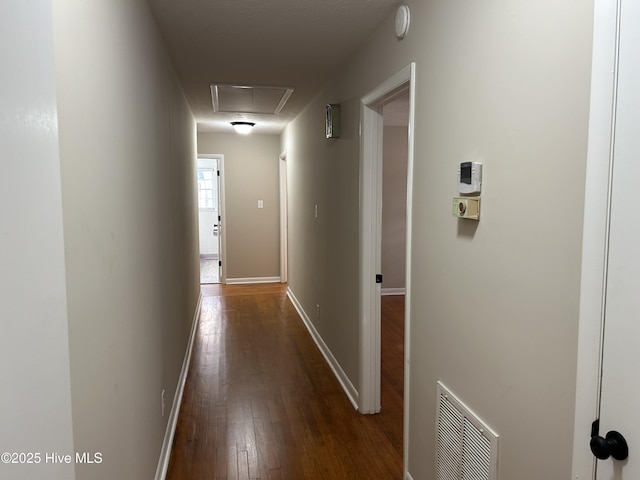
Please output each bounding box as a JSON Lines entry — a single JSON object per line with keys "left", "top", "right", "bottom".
{"left": 230, "top": 121, "right": 255, "bottom": 134}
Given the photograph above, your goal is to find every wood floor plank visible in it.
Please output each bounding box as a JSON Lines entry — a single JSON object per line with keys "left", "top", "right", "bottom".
{"left": 166, "top": 284, "right": 403, "bottom": 479}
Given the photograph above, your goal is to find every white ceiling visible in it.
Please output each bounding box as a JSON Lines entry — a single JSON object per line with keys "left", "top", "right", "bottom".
{"left": 147, "top": 0, "right": 403, "bottom": 134}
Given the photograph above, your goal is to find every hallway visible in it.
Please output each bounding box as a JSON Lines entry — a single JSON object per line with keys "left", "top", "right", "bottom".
{"left": 166, "top": 284, "right": 404, "bottom": 479}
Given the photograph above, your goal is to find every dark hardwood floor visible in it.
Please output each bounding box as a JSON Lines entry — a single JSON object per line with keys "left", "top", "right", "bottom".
{"left": 167, "top": 283, "right": 404, "bottom": 479}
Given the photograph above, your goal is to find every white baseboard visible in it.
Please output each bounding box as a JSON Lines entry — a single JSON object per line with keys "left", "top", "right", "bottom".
{"left": 286, "top": 288, "right": 359, "bottom": 410}
{"left": 226, "top": 276, "right": 281, "bottom": 285}
{"left": 155, "top": 292, "right": 203, "bottom": 480}
{"left": 406, "top": 472, "right": 415, "bottom": 480}
{"left": 381, "top": 287, "right": 406, "bottom": 296}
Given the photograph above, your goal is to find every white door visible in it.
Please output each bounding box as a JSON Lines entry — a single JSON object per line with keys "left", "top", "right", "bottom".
{"left": 197, "top": 165, "right": 219, "bottom": 256}
{"left": 591, "top": 0, "right": 639, "bottom": 475}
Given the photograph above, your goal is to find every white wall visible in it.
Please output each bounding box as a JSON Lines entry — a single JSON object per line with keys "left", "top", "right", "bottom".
{"left": 282, "top": 96, "right": 361, "bottom": 383}
{"left": 283, "top": 0, "right": 593, "bottom": 478}
{"left": 0, "top": 2, "right": 75, "bottom": 478}
{"left": 198, "top": 133, "right": 281, "bottom": 280}
{"left": 52, "top": 1, "right": 200, "bottom": 478}
{"left": 382, "top": 125, "right": 408, "bottom": 290}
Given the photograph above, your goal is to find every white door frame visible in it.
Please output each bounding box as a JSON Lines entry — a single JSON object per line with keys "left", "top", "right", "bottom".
{"left": 359, "top": 62, "right": 415, "bottom": 443}
{"left": 571, "top": 0, "right": 620, "bottom": 477}
{"left": 279, "top": 150, "right": 288, "bottom": 283}
{"left": 198, "top": 154, "right": 227, "bottom": 284}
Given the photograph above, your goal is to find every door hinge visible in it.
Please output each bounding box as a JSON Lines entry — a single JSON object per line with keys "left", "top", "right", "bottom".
{"left": 218, "top": 215, "right": 221, "bottom": 221}
{"left": 375, "top": 274, "right": 383, "bottom": 284}
{"left": 219, "top": 260, "right": 222, "bottom": 267}
{"left": 217, "top": 170, "right": 220, "bottom": 176}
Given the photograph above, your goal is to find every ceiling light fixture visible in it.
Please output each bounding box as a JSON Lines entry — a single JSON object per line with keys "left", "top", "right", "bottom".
{"left": 231, "top": 121, "right": 255, "bottom": 134}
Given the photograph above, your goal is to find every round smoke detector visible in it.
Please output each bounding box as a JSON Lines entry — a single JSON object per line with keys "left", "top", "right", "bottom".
{"left": 395, "top": 5, "right": 411, "bottom": 40}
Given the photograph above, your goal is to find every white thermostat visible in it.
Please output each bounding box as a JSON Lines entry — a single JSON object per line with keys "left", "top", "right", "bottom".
{"left": 457, "top": 161, "right": 482, "bottom": 194}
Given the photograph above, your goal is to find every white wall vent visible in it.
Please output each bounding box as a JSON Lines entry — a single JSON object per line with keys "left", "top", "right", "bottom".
{"left": 210, "top": 84, "right": 295, "bottom": 115}
{"left": 436, "top": 381, "right": 499, "bottom": 480}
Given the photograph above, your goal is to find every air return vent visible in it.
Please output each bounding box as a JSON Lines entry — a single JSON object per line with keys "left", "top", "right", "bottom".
{"left": 436, "top": 381, "right": 499, "bottom": 480}
{"left": 210, "top": 84, "right": 294, "bottom": 115}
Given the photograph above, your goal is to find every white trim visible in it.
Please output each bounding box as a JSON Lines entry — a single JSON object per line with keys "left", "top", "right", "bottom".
{"left": 360, "top": 88, "right": 383, "bottom": 414}
{"left": 381, "top": 288, "right": 406, "bottom": 296}
{"left": 279, "top": 150, "right": 288, "bottom": 283}
{"left": 225, "top": 276, "right": 281, "bottom": 285}
{"left": 218, "top": 157, "right": 227, "bottom": 284}
{"left": 359, "top": 64, "right": 414, "bottom": 411}
{"left": 406, "top": 473, "right": 415, "bottom": 480}
{"left": 571, "top": 1, "right": 618, "bottom": 478}
{"left": 155, "top": 292, "right": 203, "bottom": 480}
{"left": 286, "top": 288, "right": 359, "bottom": 410}
{"left": 403, "top": 64, "right": 416, "bottom": 480}
{"left": 359, "top": 63, "right": 416, "bottom": 480}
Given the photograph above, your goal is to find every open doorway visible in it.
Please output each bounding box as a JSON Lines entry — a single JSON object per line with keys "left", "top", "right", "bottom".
{"left": 380, "top": 91, "right": 409, "bottom": 449}
{"left": 381, "top": 93, "right": 409, "bottom": 298}
{"left": 197, "top": 155, "right": 225, "bottom": 284}
{"left": 359, "top": 63, "right": 415, "bottom": 476}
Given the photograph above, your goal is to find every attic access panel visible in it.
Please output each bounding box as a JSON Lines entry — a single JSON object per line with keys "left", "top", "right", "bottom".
{"left": 210, "top": 84, "right": 295, "bottom": 115}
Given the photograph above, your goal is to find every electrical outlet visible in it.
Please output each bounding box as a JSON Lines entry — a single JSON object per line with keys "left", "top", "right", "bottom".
{"left": 314, "top": 204, "right": 318, "bottom": 219}
{"left": 161, "top": 389, "right": 165, "bottom": 417}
